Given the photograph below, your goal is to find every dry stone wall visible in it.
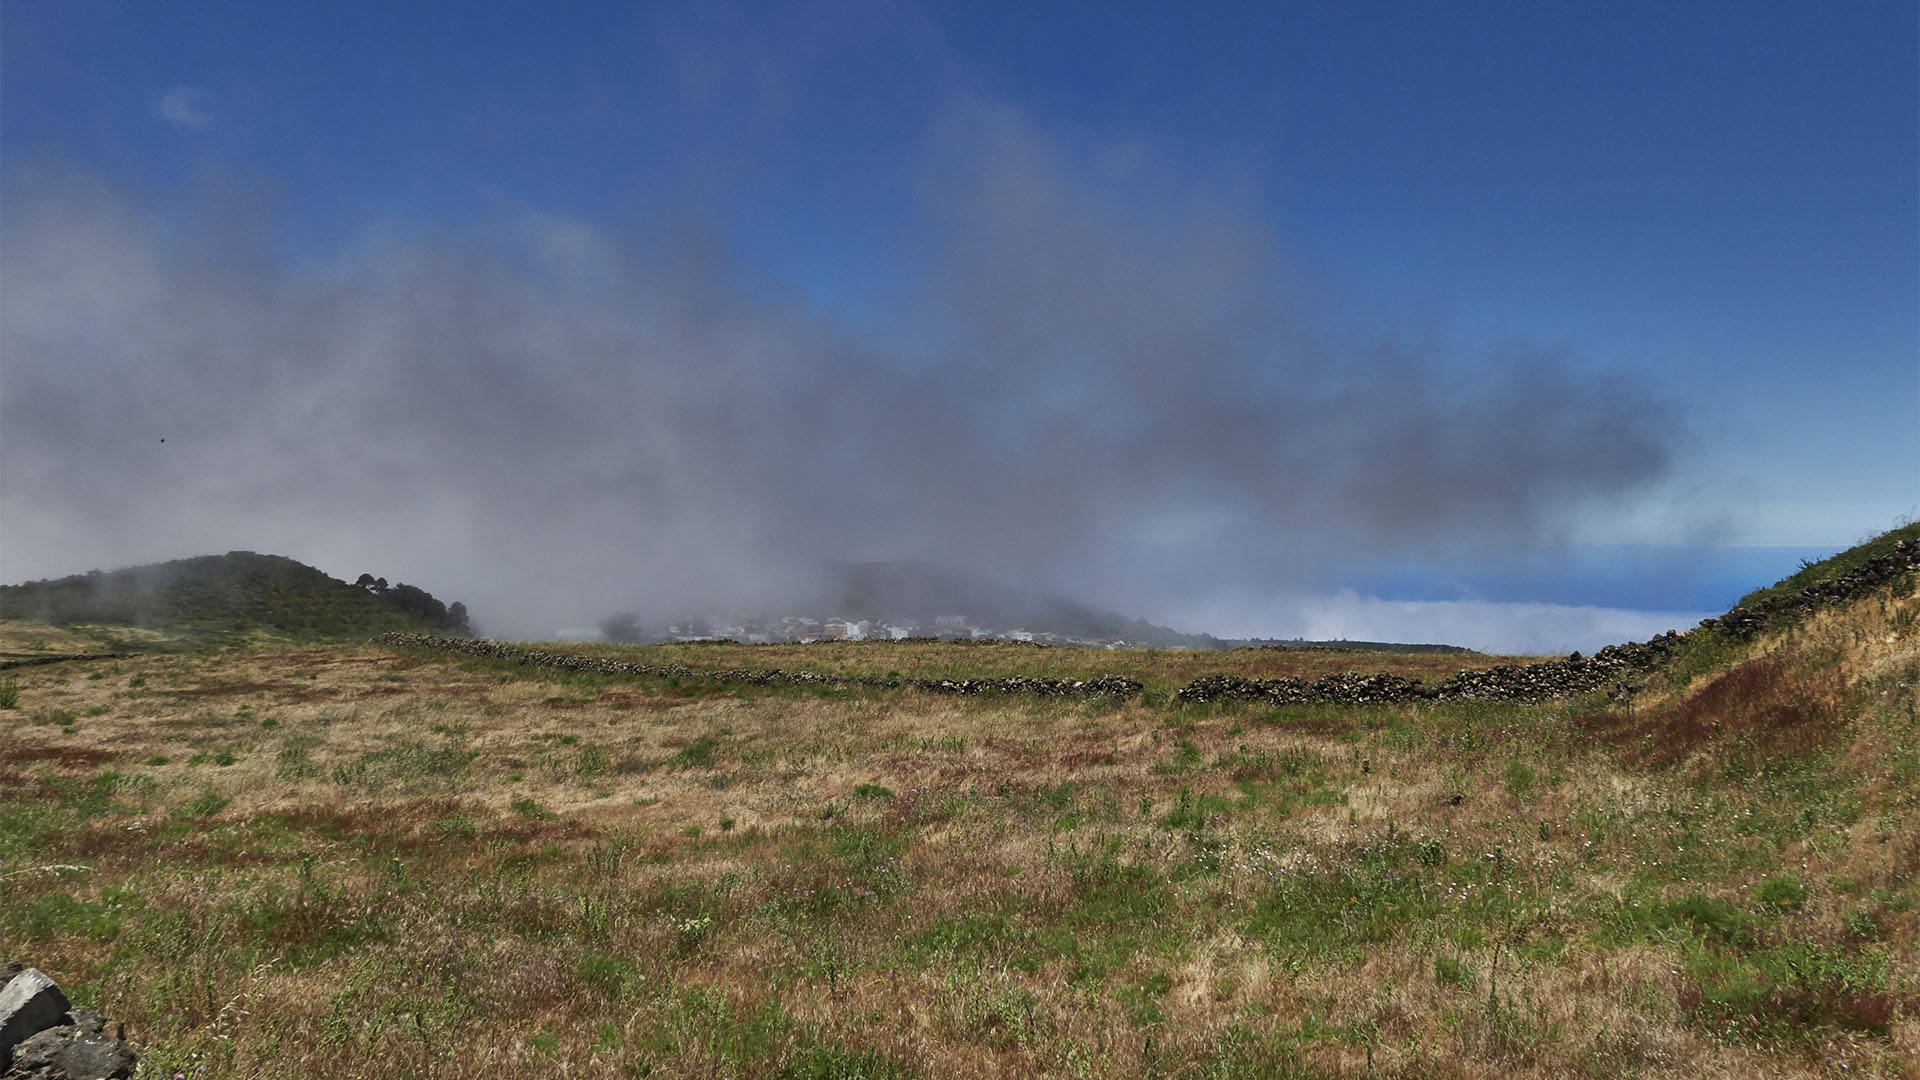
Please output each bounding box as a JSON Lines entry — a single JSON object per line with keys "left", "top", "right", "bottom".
{"left": 0, "top": 653, "right": 132, "bottom": 672}
{"left": 1175, "top": 635, "right": 1680, "bottom": 706}
{"left": 378, "top": 633, "right": 1144, "bottom": 700}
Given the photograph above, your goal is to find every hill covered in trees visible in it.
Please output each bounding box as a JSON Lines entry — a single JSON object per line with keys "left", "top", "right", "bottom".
{"left": 0, "top": 552, "right": 469, "bottom": 642}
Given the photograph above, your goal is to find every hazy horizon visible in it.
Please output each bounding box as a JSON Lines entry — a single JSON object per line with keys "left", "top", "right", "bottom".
{"left": 0, "top": 542, "right": 1856, "bottom": 657}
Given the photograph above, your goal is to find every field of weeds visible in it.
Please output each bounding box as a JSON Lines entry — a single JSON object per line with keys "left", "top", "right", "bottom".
{"left": 2, "top": 589, "right": 1916, "bottom": 1077}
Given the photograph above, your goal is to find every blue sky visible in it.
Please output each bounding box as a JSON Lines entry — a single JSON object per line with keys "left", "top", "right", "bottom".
{"left": 2, "top": 2, "right": 1915, "bottom": 650}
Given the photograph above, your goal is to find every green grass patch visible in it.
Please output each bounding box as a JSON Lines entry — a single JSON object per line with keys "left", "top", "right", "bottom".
{"left": 902, "top": 912, "right": 1020, "bottom": 966}
{"left": 1158, "top": 785, "right": 1234, "bottom": 830}
{"left": 1069, "top": 852, "right": 1168, "bottom": 927}
{"left": 1680, "top": 939, "right": 1896, "bottom": 1041}
{"left": 575, "top": 952, "right": 641, "bottom": 999}
{"left": 22, "top": 887, "right": 139, "bottom": 940}
{"left": 1245, "top": 838, "right": 1441, "bottom": 972}
{"left": 667, "top": 734, "right": 727, "bottom": 771}
{"left": 330, "top": 741, "right": 477, "bottom": 794}
{"left": 773, "top": 1043, "right": 907, "bottom": 1079}
{"left": 172, "top": 788, "right": 231, "bottom": 819}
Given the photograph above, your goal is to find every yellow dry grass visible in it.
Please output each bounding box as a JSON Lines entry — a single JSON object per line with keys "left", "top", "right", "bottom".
{"left": 0, "top": 586, "right": 1915, "bottom": 1078}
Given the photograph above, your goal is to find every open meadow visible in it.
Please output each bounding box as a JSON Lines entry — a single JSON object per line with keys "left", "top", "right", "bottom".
{"left": 2, "top": 577, "right": 1917, "bottom": 1077}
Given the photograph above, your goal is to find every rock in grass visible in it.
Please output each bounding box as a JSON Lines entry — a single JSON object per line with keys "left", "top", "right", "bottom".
{"left": 0, "top": 969, "right": 138, "bottom": 1079}
{"left": 11, "top": 1007, "right": 138, "bottom": 1079}
{"left": 0, "top": 968, "right": 69, "bottom": 1070}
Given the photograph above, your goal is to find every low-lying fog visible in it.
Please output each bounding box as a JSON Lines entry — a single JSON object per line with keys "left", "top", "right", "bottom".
{"left": 4, "top": 108, "right": 1685, "bottom": 653}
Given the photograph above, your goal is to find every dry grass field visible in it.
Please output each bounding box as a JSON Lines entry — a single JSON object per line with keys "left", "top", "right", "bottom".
{"left": 2, "top": 584, "right": 1916, "bottom": 1077}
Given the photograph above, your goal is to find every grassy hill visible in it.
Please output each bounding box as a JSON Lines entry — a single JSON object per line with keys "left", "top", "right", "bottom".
{"left": 0, "top": 526, "right": 1913, "bottom": 1078}
{"left": 0, "top": 551, "right": 469, "bottom": 646}
{"left": 1738, "top": 520, "right": 1920, "bottom": 610}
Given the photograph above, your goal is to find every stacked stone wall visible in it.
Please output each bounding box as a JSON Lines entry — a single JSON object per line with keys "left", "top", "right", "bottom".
{"left": 378, "top": 633, "right": 1142, "bottom": 700}
{"left": 1175, "top": 635, "right": 1680, "bottom": 705}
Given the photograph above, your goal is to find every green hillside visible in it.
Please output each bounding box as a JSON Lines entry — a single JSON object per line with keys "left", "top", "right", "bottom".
{"left": 0, "top": 551, "right": 469, "bottom": 643}
{"left": 1738, "top": 519, "right": 1920, "bottom": 609}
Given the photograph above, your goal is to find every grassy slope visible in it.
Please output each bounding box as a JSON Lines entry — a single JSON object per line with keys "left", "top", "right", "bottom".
{"left": 1739, "top": 521, "right": 1920, "bottom": 609}
{"left": 0, "top": 531, "right": 1915, "bottom": 1078}
{"left": 0, "top": 551, "right": 454, "bottom": 646}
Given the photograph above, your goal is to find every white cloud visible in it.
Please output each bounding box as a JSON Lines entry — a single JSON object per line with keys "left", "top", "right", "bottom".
{"left": 156, "top": 86, "right": 212, "bottom": 130}
{"left": 0, "top": 116, "right": 1679, "bottom": 640}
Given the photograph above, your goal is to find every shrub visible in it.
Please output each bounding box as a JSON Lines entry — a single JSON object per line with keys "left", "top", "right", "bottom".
{"left": 1756, "top": 876, "right": 1806, "bottom": 912}
{"left": 1502, "top": 761, "right": 1536, "bottom": 800}
{"left": 1435, "top": 953, "right": 1476, "bottom": 989}
{"left": 1843, "top": 909, "right": 1883, "bottom": 941}
{"left": 433, "top": 815, "right": 478, "bottom": 839}
{"left": 677, "top": 914, "right": 714, "bottom": 951}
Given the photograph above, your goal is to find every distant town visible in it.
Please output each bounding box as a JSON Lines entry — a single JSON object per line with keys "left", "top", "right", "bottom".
{"left": 606, "top": 613, "right": 1150, "bottom": 649}
{"left": 587, "top": 561, "right": 1474, "bottom": 653}
{"left": 597, "top": 612, "right": 1473, "bottom": 654}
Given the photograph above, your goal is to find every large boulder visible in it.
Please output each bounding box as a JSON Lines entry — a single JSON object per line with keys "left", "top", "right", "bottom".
{"left": 0, "top": 967, "right": 68, "bottom": 1071}
{"left": 11, "top": 1008, "right": 137, "bottom": 1080}
{"left": 0, "top": 967, "right": 137, "bottom": 1079}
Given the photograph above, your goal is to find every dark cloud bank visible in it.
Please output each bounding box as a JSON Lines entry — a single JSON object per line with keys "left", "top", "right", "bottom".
{"left": 0, "top": 104, "right": 1673, "bottom": 639}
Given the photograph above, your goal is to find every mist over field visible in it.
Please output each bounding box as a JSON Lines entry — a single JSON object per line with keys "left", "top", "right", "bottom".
{"left": 4, "top": 4, "right": 1911, "bottom": 651}
{"left": 0, "top": 108, "right": 1674, "bottom": 644}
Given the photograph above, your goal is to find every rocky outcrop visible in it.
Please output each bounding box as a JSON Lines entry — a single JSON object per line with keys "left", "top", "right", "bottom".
{"left": 0, "top": 966, "right": 136, "bottom": 1079}
{"left": 379, "top": 634, "right": 1143, "bottom": 700}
